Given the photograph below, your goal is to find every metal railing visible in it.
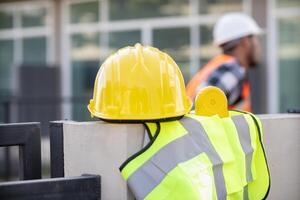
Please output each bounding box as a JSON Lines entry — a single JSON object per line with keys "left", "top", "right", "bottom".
{"left": 0, "top": 95, "right": 91, "bottom": 181}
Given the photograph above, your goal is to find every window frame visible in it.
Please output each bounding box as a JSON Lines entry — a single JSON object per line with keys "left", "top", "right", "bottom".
{"left": 0, "top": 0, "right": 54, "bottom": 108}
{"left": 267, "top": 0, "right": 300, "bottom": 113}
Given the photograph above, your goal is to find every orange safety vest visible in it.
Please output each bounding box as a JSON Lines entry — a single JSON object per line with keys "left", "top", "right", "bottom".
{"left": 186, "top": 54, "right": 251, "bottom": 112}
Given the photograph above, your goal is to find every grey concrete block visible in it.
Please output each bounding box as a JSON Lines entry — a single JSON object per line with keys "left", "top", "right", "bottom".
{"left": 57, "top": 115, "right": 300, "bottom": 200}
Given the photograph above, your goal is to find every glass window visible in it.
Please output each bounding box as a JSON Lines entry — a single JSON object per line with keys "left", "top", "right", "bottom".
{"left": 72, "top": 60, "right": 99, "bottom": 121}
{"left": 70, "top": 1, "right": 99, "bottom": 24}
{"left": 0, "top": 10, "right": 13, "bottom": 29}
{"left": 199, "top": 25, "right": 220, "bottom": 66}
{"left": 153, "top": 27, "right": 191, "bottom": 82}
{"left": 22, "top": 37, "right": 47, "bottom": 65}
{"left": 0, "top": 40, "right": 13, "bottom": 94}
{"left": 71, "top": 32, "right": 100, "bottom": 61}
{"left": 71, "top": 33, "right": 100, "bottom": 121}
{"left": 278, "top": 17, "right": 300, "bottom": 112}
{"left": 0, "top": 40, "right": 13, "bottom": 122}
{"left": 199, "top": 0, "right": 243, "bottom": 15}
{"left": 21, "top": 7, "right": 47, "bottom": 27}
{"left": 277, "top": 0, "right": 300, "bottom": 8}
{"left": 108, "top": 30, "right": 141, "bottom": 54}
{"left": 110, "top": 0, "right": 189, "bottom": 20}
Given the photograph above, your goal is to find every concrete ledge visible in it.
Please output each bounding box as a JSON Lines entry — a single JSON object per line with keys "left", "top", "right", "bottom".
{"left": 50, "top": 114, "right": 300, "bottom": 200}
{"left": 260, "top": 114, "right": 300, "bottom": 199}
{"left": 63, "top": 121, "right": 144, "bottom": 200}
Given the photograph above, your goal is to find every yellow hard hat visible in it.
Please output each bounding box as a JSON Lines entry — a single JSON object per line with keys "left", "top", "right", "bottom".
{"left": 195, "top": 86, "right": 229, "bottom": 118}
{"left": 88, "top": 43, "right": 192, "bottom": 120}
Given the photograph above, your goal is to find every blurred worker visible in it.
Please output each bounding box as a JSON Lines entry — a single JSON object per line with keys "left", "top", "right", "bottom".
{"left": 186, "top": 12, "right": 263, "bottom": 112}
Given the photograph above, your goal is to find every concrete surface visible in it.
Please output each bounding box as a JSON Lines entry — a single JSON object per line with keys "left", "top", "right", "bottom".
{"left": 61, "top": 114, "right": 300, "bottom": 200}
{"left": 63, "top": 121, "right": 144, "bottom": 200}
{"left": 260, "top": 114, "right": 300, "bottom": 200}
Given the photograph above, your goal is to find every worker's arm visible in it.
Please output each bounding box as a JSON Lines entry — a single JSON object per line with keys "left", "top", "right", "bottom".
{"left": 202, "top": 63, "right": 246, "bottom": 106}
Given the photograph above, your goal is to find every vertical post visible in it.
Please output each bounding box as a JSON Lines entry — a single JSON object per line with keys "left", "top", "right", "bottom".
{"left": 3, "top": 101, "right": 10, "bottom": 123}
{"left": 0, "top": 123, "right": 42, "bottom": 180}
{"left": 250, "top": 0, "right": 268, "bottom": 113}
{"left": 266, "top": 0, "right": 278, "bottom": 113}
{"left": 18, "top": 124, "right": 42, "bottom": 180}
{"left": 3, "top": 101, "right": 11, "bottom": 181}
{"left": 49, "top": 122, "right": 64, "bottom": 178}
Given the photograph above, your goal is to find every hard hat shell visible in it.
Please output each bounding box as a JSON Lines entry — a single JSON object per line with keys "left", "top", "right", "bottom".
{"left": 213, "top": 12, "right": 263, "bottom": 46}
{"left": 88, "top": 43, "right": 192, "bottom": 120}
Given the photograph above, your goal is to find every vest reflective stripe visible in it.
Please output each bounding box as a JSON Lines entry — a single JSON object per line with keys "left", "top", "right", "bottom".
{"left": 232, "top": 115, "right": 254, "bottom": 183}
{"left": 127, "top": 117, "right": 226, "bottom": 199}
{"left": 229, "top": 110, "right": 270, "bottom": 200}
{"left": 121, "top": 121, "right": 188, "bottom": 179}
{"left": 243, "top": 186, "right": 248, "bottom": 200}
{"left": 180, "top": 117, "right": 226, "bottom": 199}
{"left": 127, "top": 157, "right": 165, "bottom": 199}
{"left": 192, "top": 114, "right": 243, "bottom": 195}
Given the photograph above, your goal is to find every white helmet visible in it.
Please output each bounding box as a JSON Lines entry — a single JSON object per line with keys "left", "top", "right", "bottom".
{"left": 213, "top": 12, "right": 263, "bottom": 46}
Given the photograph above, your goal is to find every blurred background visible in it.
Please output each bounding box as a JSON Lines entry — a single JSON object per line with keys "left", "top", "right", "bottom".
{"left": 0, "top": 0, "right": 299, "bottom": 180}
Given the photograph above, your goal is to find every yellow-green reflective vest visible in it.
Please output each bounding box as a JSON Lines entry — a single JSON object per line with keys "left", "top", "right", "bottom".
{"left": 120, "top": 111, "right": 270, "bottom": 200}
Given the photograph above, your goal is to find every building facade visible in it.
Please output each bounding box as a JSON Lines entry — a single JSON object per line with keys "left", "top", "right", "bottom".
{"left": 0, "top": 0, "right": 299, "bottom": 122}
